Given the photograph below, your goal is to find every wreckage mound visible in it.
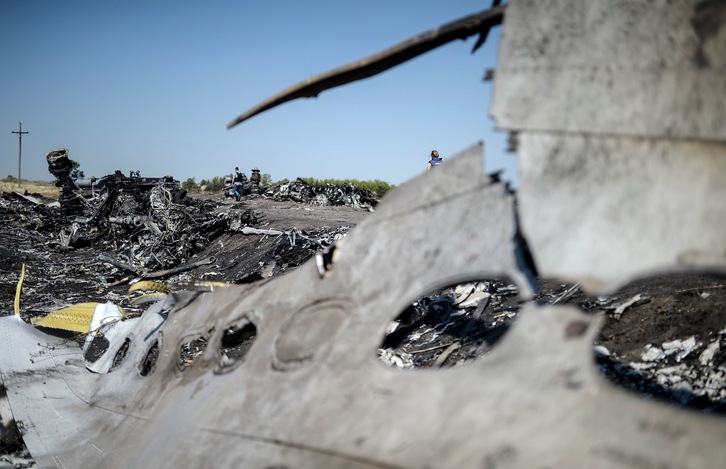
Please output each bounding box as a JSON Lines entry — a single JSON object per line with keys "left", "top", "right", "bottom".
{"left": 263, "top": 179, "right": 379, "bottom": 210}
{"left": 0, "top": 190, "right": 370, "bottom": 320}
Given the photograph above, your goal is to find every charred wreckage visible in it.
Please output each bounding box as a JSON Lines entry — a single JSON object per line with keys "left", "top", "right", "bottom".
{"left": 2, "top": 1, "right": 726, "bottom": 468}
{"left": 223, "top": 168, "right": 262, "bottom": 198}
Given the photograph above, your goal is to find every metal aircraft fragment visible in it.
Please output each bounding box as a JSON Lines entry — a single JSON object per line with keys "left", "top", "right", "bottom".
{"left": 2, "top": 0, "right": 726, "bottom": 468}
{"left": 226, "top": 4, "right": 506, "bottom": 128}
{"left": 30, "top": 301, "right": 125, "bottom": 333}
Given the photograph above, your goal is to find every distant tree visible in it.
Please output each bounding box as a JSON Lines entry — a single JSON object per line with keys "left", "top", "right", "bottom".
{"left": 261, "top": 173, "right": 272, "bottom": 187}
{"left": 274, "top": 178, "right": 290, "bottom": 185}
{"left": 182, "top": 177, "right": 199, "bottom": 191}
{"left": 70, "top": 160, "right": 85, "bottom": 179}
{"left": 206, "top": 176, "right": 225, "bottom": 192}
{"left": 363, "top": 179, "right": 395, "bottom": 198}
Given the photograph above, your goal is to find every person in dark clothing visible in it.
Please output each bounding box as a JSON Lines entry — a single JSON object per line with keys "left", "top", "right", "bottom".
{"left": 427, "top": 150, "right": 443, "bottom": 171}
{"left": 233, "top": 167, "right": 245, "bottom": 201}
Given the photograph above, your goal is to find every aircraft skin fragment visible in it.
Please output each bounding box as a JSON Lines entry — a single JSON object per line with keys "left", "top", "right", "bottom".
{"left": 492, "top": 0, "right": 726, "bottom": 141}
{"left": 492, "top": 0, "right": 726, "bottom": 292}
{"left": 517, "top": 134, "right": 726, "bottom": 292}
{"left": 0, "top": 316, "right": 127, "bottom": 467}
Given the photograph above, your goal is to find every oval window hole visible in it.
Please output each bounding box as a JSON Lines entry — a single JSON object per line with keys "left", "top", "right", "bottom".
{"left": 179, "top": 334, "right": 210, "bottom": 370}
{"left": 139, "top": 340, "right": 160, "bottom": 376}
{"left": 109, "top": 338, "right": 131, "bottom": 372}
{"left": 83, "top": 333, "right": 110, "bottom": 363}
{"left": 219, "top": 320, "right": 257, "bottom": 369}
{"left": 378, "top": 279, "right": 520, "bottom": 369}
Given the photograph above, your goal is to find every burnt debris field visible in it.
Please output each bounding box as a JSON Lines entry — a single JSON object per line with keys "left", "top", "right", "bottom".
{"left": 1, "top": 179, "right": 725, "bottom": 467}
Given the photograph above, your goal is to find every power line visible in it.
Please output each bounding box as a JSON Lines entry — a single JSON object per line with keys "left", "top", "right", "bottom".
{"left": 11, "top": 122, "right": 29, "bottom": 186}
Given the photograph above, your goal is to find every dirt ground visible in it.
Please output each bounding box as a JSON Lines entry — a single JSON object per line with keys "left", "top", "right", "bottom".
{"left": 593, "top": 274, "right": 726, "bottom": 362}
{"left": 1, "top": 190, "right": 726, "bottom": 465}
{"left": 544, "top": 273, "right": 726, "bottom": 411}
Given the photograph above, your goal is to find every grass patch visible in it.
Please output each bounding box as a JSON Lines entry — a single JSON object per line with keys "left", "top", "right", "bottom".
{"left": 0, "top": 178, "right": 58, "bottom": 198}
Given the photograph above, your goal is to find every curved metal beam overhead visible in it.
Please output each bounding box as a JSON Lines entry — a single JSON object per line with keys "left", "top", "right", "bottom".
{"left": 226, "top": 5, "right": 506, "bottom": 129}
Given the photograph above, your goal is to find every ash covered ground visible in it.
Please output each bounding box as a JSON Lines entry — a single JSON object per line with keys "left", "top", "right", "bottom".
{"left": 1, "top": 186, "right": 725, "bottom": 466}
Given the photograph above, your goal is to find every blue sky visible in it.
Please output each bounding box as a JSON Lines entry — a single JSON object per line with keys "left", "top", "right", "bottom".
{"left": 1, "top": 1, "right": 516, "bottom": 187}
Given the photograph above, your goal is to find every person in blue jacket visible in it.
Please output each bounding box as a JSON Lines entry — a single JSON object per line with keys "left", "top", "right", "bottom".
{"left": 427, "top": 150, "right": 443, "bottom": 171}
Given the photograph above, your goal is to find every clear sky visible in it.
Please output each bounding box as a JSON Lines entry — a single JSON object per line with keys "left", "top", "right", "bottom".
{"left": 1, "top": 1, "right": 516, "bottom": 187}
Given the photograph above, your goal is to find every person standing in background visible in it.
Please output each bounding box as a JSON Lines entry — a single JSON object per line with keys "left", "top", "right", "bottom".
{"left": 233, "top": 167, "right": 244, "bottom": 201}
{"left": 427, "top": 150, "right": 443, "bottom": 171}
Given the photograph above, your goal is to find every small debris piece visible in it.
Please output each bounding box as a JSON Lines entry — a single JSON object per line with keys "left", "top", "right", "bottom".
{"left": 676, "top": 284, "right": 726, "bottom": 294}
{"left": 378, "top": 348, "right": 413, "bottom": 369}
{"left": 641, "top": 344, "right": 666, "bottom": 362}
{"left": 653, "top": 336, "right": 701, "bottom": 363}
{"left": 552, "top": 283, "right": 581, "bottom": 305}
{"left": 128, "top": 281, "right": 171, "bottom": 294}
{"left": 612, "top": 294, "right": 650, "bottom": 320}
{"left": 454, "top": 282, "right": 490, "bottom": 308}
{"left": 699, "top": 340, "right": 720, "bottom": 366}
{"left": 596, "top": 296, "right": 615, "bottom": 307}
{"left": 14, "top": 263, "right": 25, "bottom": 317}
{"left": 32, "top": 302, "right": 126, "bottom": 335}
{"left": 433, "top": 342, "right": 460, "bottom": 367}
{"left": 31, "top": 302, "right": 102, "bottom": 332}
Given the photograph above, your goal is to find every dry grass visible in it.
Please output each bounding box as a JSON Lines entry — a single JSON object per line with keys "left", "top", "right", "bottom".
{"left": 0, "top": 178, "right": 59, "bottom": 198}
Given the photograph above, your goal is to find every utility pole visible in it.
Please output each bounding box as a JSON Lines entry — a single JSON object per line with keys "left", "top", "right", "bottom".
{"left": 11, "top": 122, "right": 29, "bottom": 186}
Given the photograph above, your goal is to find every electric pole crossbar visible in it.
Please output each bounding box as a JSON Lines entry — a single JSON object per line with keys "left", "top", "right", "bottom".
{"left": 11, "top": 122, "right": 29, "bottom": 186}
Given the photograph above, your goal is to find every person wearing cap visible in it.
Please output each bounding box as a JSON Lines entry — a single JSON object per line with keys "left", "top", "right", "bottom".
{"left": 427, "top": 150, "right": 443, "bottom": 171}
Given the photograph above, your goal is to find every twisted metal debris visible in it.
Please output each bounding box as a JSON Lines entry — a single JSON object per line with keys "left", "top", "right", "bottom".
{"left": 265, "top": 178, "right": 378, "bottom": 211}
